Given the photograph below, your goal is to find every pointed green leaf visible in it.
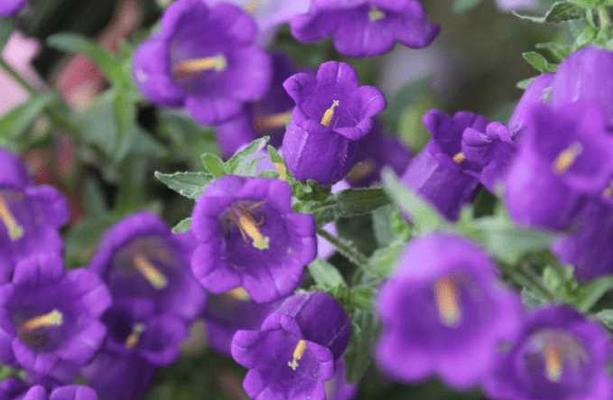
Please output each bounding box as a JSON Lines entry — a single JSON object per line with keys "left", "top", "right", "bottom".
{"left": 154, "top": 171, "right": 213, "bottom": 200}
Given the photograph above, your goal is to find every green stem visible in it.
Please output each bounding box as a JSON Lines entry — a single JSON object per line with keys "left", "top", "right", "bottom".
{"left": 597, "top": 6, "right": 610, "bottom": 31}
{"left": 317, "top": 227, "right": 374, "bottom": 277}
{"left": 501, "top": 264, "right": 556, "bottom": 303}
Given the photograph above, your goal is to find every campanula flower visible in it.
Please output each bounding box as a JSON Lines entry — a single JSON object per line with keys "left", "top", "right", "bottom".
{"left": 291, "top": 0, "right": 439, "bottom": 57}
{"left": 508, "top": 74, "right": 553, "bottom": 136}
{"left": 282, "top": 61, "right": 386, "bottom": 185}
{"left": 0, "top": 254, "right": 111, "bottom": 382}
{"left": 484, "top": 305, "right": 612, "bottom": 400}
{"left": 191, "top": 175, "right": 317, "bottom": 303}
{"left": 232, "top": 292, "right": 352, "bottom": 400}
{"left": 401, "top": 110, "right": 488, "bottom": 220}
{"left": 552, "top": 47, "right": 613, "bottom": 130}
{"left": 505, "top": 102, "right": 613, "bottom": 230}
{"left": 0, "top": 0, "right": 26, "bottom": 17}
{"left": 215, "top": 54, "right": 296, "bottom": 157}
{"left": 133, "top": 0, "right": 272, "bottom": 125}
{"left": 1, "top": 381, "right": 98, "bottom": 400}
{"left": 0, "top": 148, "right": 69, "bottom": 263}
{"left": 377, "top": 233, "right": 522, "bottom": 389}
{"left": 89, "top": 212, "right": 205, "bottom": 321}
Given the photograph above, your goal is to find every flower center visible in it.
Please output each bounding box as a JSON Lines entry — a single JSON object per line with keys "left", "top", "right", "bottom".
{"left": 321, "top": 100, "right": 340, "bottom": 127}
{"left": 173, "top": 55, "right": 228, "bottom": 78}
{"left": 527, "top": 329, "right": 589, "bottom": 384}
{"left": 125, "top": 323, "right": 146, "bottom": 349}
{"left": 133, "top": 254, "right": 169, "bottom": 290}
{"left": 229, "top": 202, "right": 270, "bottom": 251}
{"left": 553, "top": 142, "right": 583, "bottom": 174}
{"left": 0, "top": 196, "right": 24, "bottom": 241}
{"left": 228, "top": 287, "right": 250, "bottom": 300}
{"left": 434, "top": 277, "right": 461, "bottom": 327}
{"left": 452, "top": 152, "right": 466, "bottom": 164}
{"left": 21, "top": 309, "right": 64, "bottom": 332}
{"left": 288, "top": 339, "right": 308, "bottom": 371}
{"left": 245, "top": 0, "right": 259, "bottom": 13}
{"left": 544, "top": 343, "right": 563, "bottom": 382}
{"left": 255, "top": 111, "right": 293, "bottom": 132}
{"left": 369, "top": 6, "right": 386, "bottom": 21}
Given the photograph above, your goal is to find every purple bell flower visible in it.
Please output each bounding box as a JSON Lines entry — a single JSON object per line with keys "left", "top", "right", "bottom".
{"left": 81, "top": 351, "right": 156, "bottom": 400}
{"left": 2, "top": 381, "right": 98, "bottom": 400}
{"left": 215, "top": 54, "right": 297, "bottom": 157}
{"left": 291, "top": 0, "right": 439, "bottom": 57}
{"left": 231, "top": 292, "right": 352, "bottom": 400}
{"left": 0, "top": 148, "right": 69, "bottom": 263}
{"left": 552, "top": 47, "right": 613, "bottom": 130}
{"left": 133, "top": 0, "right": 272, "bottom": 125}
{"left": 376, "top": 233, "right": 522, "bottom": 389}
{"left": 504, "top": 102, "right": 613, "bottom": 230}
{"left": 401, "top": 109, "right": 488, "bottom": 220}
{"left": 508, "top": 74, "right": 553, "bottom": 136}
{"left": 203, "top": 288, "right": 278, "bottom": 355}
{"left": 282, "top": 61, "right": 386, "bottom": 185}
{"left": 89, "top": 212, "right": 205, "bottom": 322}
{"left": 484, "top": 305, "right": 612, "bottom": 400}
{"left": 191, "top": 175, "right": 317, "bottom": 303}
{"left": 347, "top": 123, "right": 412, "bottom": 187}
{"left": 0, "top": 0, "right": 26, "bottom": 17}
{"left": 0, "top": 254, "right": 111, "bottom": 382}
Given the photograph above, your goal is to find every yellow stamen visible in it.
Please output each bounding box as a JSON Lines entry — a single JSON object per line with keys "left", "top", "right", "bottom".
{"left": 321, "top": 100, "right": 340, "bottom": 127}
{"left": 275, "top": 163, "right": 288, "bottom": 181}
{"left": 254, "top": 111, "right": 293, "bottom": 132}
{"left": 173, "top": 55, "right": 228, "bottom": 77}
{"left": 369, "top": 6, "right": 385, "bottom": 21}
{"left": 125, "top": 323, "right": 145, "bottom": 349}
{"left": 434, "top": 277, "right": 461, "bottom": 327}
{"left": 288, "top": 339, "right": 308, "bottom": 371}
{"left": 133, "top": 255, "right": 169, "bottom": 290}
{"left": 233, "top": 207, "right": 270, "bottom": 250}
{"left": 553, "top": 142, "right": 583, "bottom": 174}
{"left": 228, "top": 287, "right": 250, "bottom": 301}
{"left": 0, "top": 197, "right": 23, "bottom": 241}
{"left": 245, "top": 0, "right": 259, "bottom": 13}
{"left": 22, "top": 309, "right": 63, "bottom": 332}
{"left": 544, "top": 344, "right": 563, "bottom": 382}
{"left": 453, "top": 152, "right": 466, "bottom": 164}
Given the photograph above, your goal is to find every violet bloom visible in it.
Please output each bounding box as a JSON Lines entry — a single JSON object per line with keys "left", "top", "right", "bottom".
{"left": 347, "top": 124, "right": 412, "bottom": 187}
{"left": 89, "top": 212, "right": 205, "bottom": 321}
{"left": 133, "top": 0, "right": 272, "bottom": 125}
{"left": 504, "top": 103, "right": 613, "bottom": 231}
{"left": 553, "top": 200, "right": 613, "bottom": 281}
{"left": 282, "top": 61, "right": 386, "bottom": 185}
{"left": 216, "top": 54, "right": 296, "bottom": 157}
{"left": 401, "top": 110, "right": 488, "bottom": 220}
{"left": 0, "top": 255, "right": 111, "bottom": 382}
{"left": 462, "top": 121, "right": 517, "bottom": 192}
{"left": 203, "top": 288, "right": 278, "bottom": 355}
{"left": 376, "top": 233, "right": 522, "bottom": 389}
{"left": 191, "top": 175, "right": 317, "bottom": 303}
{"left": 0, "top": 148, "right": 69, "bottom": 263}
{"left": 485, "top": 305, "right": 611, "bottom": 400}
{"left": 232, "top": 292, "right": 352, "bottom": 400}
{"left": 552, "top": 47, "right": 613, "bottom": 129}
{"left": 291, "top": 0, "right": 439, "bottom": 57}
{"left": 0, "top": 0, "right": 26, "bottom": 17}
{"left": 12, "top": 385, "right": 98, "bottom": 400}
{"left": 508, "top": 74, "right": 554, "bottom": 136}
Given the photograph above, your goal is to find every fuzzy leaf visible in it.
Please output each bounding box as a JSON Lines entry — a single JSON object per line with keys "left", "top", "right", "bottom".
{"left": 309, "top": 259, "right": 346, "bottom": 291}
{"left": 154, "top": 171, "right": 213, "bottom": 200}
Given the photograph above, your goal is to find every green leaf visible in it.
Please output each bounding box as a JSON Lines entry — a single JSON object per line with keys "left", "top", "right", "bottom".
{"left": 594, "top": 310, "right": 613, "bottom": 330}
{"left": 154, "top": 171, "right": 213, "bottom": 200}
{"left": 172, "top": 217, "right": 193, "bottom": 234}
{"left": 344, "top": 310, "right": 379, "bottom": 383}
{"left": 0, "top": 94, "right": 56, "bottom": 146}
{"left": 535, "top": 42, "right": 572, "bottom": 62}
{"left": 201, "top": 153, "right": 227, "bottom": 177}
{"left": 575, "top": 276, "right": 613, "bottom": 312}
{"left": 0, "top": 19, "right": 15, "bottom": 51}
{"left": 335, "top": 188, "right": 390, "bottom": 218}
{"left": 308, "top": 259, "right": 346, "bottom": 291}
{"left": 453, "top": 0, "right": 483, "bottom": 13}
{"left": 369, "top": 241, "right": 405, "bottom": 278}
{"left": 381, "top": 169, "right": 447, "bottom": 234}
{"left": 513, "top": 1, "right": 583, "bottom": 23}
{"left": 225, "top": 137, "right": 269, "bottom": 176}
{"left": 522, "top": 51, "right": 557, "bottom": 73}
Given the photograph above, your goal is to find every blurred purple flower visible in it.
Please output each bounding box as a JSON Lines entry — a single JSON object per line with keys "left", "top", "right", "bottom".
{"left": 401, "top": 110, "right": 488, "bottom": 220}
{"left": 485, "top": 305, "right": 612, "bottom": 400}
{"left": 1, "top": 381, "right": 98, "bottom": 400}
{"left": 89, "top": 212, "right": 205, "bottom": 322}
{"left": 508, "top": 74, "right": 553, "bottom": 136}
{"left": 133, "top": 0, "right": 272, "bottom": 125}
{"left": 282, "top": 61, "right": 386, "bottom": 185}
{"left": 0, "top": 148, "right": 69, "bottom": 263}
{"left": 326, "top": 360, "right": 358, "bottom": 400}
{"left": 504, "top": 103, "right": 613, "bottom": 230}
{"left": 495, "top": 0, "right": 537, "bottom": 11}
{"left": 0, "top": 0, "right": 26, "bottom": 17}
{"left": 232, "top": 292, "right": 352, "bottom": 400}
{"left": 191, "top": 176, "right": 317, "bottom": 303}
{"left": 0, "top": 255, "right": 111, "bottom": 382}
{"left": 291, "top": 0, "right": 439, "bottom": 57}
{"left": 376, "top": 233, "right": 522, "bottom": 389}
